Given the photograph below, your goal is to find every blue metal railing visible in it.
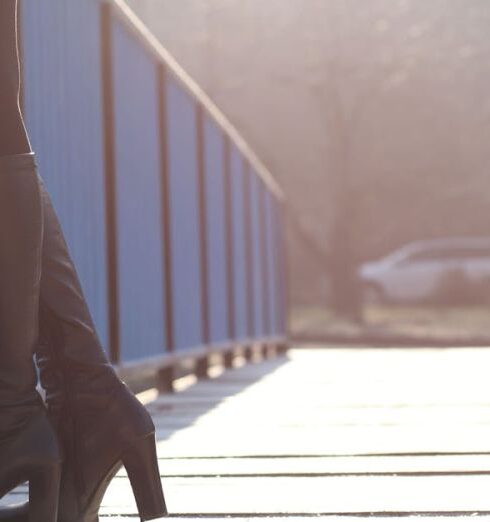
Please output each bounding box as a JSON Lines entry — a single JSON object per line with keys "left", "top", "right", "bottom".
{"left": 20, "top": 0, "right": 288, "bottom": 375}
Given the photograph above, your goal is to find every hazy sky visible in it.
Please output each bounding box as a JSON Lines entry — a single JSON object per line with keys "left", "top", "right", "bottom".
{"left": 128, "top": 0, "right": 490, "bottom": 258}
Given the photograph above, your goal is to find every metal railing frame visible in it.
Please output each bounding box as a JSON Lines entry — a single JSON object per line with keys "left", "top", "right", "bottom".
{"left": 20, "top": 0, "right": 289, "bottom": 391}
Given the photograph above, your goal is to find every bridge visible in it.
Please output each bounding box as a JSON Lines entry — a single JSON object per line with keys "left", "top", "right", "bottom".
{"left": 5, "top": 0, "right": 490, "bottom": 520}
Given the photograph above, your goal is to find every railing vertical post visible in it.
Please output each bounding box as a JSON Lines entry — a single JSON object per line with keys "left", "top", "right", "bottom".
{"left": 157, "top": 64, "right": 175, "bottom": 354}
{"left": 196, "top": 103, "right": 211, "bottom": 378}
{"left": 157, "top": 63, "right": 176, "bottom": 390}
{"left": 243, "top": 161, "right": 255, "bottom": 360}
{"left": 281, "top": 201, "right": 291, "bottom": 344}
{"left": 277, "top": 200, "right": 289, "bottom": 352}
{"left": 100, "top": 1, "right": 121, "bottom": 365}
{"left": 223, "top": 136, "right": 236, "bottom": 368}
{"left": 259, "top": 182, "right": 271, "bottom": 357}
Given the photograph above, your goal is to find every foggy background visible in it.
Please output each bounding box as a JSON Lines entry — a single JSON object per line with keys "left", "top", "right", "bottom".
{"left": 126, "top": 0, "right": 490, "bottom": 338}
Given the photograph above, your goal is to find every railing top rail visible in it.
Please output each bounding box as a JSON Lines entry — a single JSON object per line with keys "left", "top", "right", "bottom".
{"left": 106, "top": 0, "right": 284, "bottom": 201}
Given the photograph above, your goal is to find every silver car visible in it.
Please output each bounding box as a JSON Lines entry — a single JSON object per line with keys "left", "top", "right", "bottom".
{"left": 359, "top": 237, "right": 490, "bottom": 304}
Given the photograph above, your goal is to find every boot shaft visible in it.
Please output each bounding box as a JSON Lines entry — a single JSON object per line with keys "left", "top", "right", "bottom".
{"left": 37, "top": 175, "right": 107, "bottom": 367}
{"left": 0, "top": 153, "right": 42, "bottom": 408}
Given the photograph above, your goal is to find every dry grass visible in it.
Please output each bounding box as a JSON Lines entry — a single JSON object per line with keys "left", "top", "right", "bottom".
{"left": 291, "top": 305, "right": 490, "bottom": 343}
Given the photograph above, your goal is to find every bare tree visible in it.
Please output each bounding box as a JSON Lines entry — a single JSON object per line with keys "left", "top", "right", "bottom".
{"left": 304, "top": 0, "right": 432, "bottom": 320}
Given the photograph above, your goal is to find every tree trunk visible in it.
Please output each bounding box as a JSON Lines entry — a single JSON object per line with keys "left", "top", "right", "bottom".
{"left": 328, "top": 202, "right": 363, "bottom": 324}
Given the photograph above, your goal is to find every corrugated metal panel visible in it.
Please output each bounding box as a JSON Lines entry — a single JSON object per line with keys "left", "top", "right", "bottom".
{"left": 250, "top": 171, "right": 265, "bottom": 338}
{"left": 230, "top": 147, "right": 248, "bottom": 341}
{"left": 165, "top": 76, "right": 203, "bottom": 351}
{"left": 112, "top": 18, "right": 167, "bottom": 362}
{"left": 204, "top": 117, "right": 229, "bottom": 345}
{"left": 21, "top": 0, "right": 110, "bottom": 352}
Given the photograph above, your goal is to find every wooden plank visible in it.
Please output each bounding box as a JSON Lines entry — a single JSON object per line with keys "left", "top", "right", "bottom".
{"left": 99, "top": 519, "right": 490, "bottom": 522}
{"left": 99, "top": 514, "right": 490, "bottom": 522}
{"left": 116, "top": 455, "right": 490, "bottom": 477}
{"left": 153, "top": 425, "right": 490, "bottom": 458}
{"left": 100, "top": 475, "right": 490, "bottom": 515}
{"left": 6, "top": 346, "right": 490, "bottom": 519}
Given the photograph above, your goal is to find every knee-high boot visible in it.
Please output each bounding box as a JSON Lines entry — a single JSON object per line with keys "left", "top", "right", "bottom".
{"left": 0, "top": 153, "right": 61, "bottom": 522}
{"left": 0, "top": 173, "right": 167, "bottom": 522}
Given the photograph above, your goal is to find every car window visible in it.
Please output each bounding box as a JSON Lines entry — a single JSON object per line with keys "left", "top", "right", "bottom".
{"left": 444, "top": 247, "right": 490, "bottom": 260}
{"left": 397, "top": 245, "right": 490, "bottom": 264}
{"left": 401, "top": 249, "right": 443, "bottom": 263}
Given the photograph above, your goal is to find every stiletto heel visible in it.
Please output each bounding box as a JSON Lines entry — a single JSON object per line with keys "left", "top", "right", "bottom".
{"left": 29, "top": 464, "right": 61, "bottom": 522}
{"left": 122, "top": 434, "right": 167, "bottom": 521}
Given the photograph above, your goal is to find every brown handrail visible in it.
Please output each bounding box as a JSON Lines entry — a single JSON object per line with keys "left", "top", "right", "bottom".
{"left": 105, "top": 0, "right": 284, "bottom": 201}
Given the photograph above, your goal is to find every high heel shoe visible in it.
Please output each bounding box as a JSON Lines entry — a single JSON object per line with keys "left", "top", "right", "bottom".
{"left": 38, "top": 317, "right": 167, "bottom": 522}
{"left": 122, "top": 434, "right": 166, "bottom": 520}
{"left": 0, "top": 411, "right": 61, "bottom": 522}
{"left": 38, "top": 334, "right": 166, "bottom": 522}
{"left": 0, "top": 171, "right": 167, "bottom": 522}
{"left": 0, "top": 153, "right": 61, "bottom": 522}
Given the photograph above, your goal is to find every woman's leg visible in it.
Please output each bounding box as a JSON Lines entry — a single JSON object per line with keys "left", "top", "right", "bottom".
{"left": 0, "top": 3, "right": 166, "bottom": 518}
{"left": 0, "top": 0, "right": 31, "bottom": 156}
{"left": 0, "top": 3, "right": 61, "bottom": 515}
{"left": 0, "top": 4, "right": 61, "bottom": 519}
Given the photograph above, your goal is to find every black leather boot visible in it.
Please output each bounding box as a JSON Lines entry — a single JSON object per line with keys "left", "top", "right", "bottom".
{"left": 0, "top": 174, "right": 167, "bottom": 522}
{"left": 0, "top": 153, "right": 61, "bottom": 522}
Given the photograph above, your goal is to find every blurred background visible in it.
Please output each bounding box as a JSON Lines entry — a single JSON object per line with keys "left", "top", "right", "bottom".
{"left": 126, "top": 0, "right": 490, "bottom": 345}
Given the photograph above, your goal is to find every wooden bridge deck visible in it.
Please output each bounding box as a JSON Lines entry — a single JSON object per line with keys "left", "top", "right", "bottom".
{"left": 5, "top": 346, "right": 490, "bottom": 520}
